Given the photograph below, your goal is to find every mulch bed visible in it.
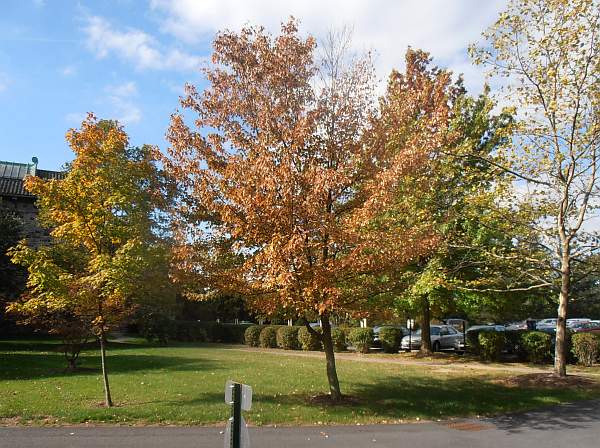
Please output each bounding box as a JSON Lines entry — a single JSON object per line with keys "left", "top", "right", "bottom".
{"left": 493, "top": 373, "right": 598, "bottom": 389}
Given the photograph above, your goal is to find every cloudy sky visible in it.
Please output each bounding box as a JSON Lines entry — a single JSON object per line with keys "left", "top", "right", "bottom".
{"left": 0, "top": 0, "right": 506, "bottom": 171}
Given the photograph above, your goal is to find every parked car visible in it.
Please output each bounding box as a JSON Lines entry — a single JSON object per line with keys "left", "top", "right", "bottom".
{"left": 444, "top": 318, "right": 468, "bottom": 331}
{"left": 536, "top": 318, "right": 557, "bottom": 329}
{"left": 570, "top": 321, "right": 600, "bottom": 334}
{"left": 505, "top": 319, "right": 538, "bottom": 331}
{"left": 567, "top": 318, "right": 591, "bottom": 328}
{"left": 400, "top": 325, "right": 463, "bottom": 352}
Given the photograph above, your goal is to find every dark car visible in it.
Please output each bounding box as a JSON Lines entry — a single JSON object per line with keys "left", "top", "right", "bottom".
{"left": 570, "top": 321, "right": 600, "bottom": 335}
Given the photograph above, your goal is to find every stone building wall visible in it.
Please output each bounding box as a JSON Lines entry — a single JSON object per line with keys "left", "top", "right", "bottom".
{"left": 0, "top": 197, "right": 52, "bottom": 247}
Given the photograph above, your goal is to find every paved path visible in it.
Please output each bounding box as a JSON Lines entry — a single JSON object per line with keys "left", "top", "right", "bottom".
{"left": 2, "top": 400, "right": 599, "bottom": 448}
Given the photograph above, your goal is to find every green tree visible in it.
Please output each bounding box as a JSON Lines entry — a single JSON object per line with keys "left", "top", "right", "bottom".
{"left": 380, "top": 72, "right": 514, "bottom": 351}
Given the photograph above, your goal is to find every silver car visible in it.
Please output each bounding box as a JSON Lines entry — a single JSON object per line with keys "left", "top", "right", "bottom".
{"left": 400, "top": 325, "right": 463, "bottom": 352}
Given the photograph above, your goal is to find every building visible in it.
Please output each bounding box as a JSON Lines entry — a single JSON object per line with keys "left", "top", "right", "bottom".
{"left": 0, "top": 157, "right": 64, "bottom": 246}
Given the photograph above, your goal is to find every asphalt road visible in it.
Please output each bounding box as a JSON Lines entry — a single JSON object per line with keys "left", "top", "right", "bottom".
{"left": 2, "top": 400, "right": 599, "bottom": 448}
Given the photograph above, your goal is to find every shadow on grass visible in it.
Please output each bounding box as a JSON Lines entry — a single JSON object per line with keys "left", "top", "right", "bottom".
{"left": 347, "top": 374, "right": 600, "bottom": 423}
{"left": 167, "top": 374, "right": 600, "bottom": 425}
{"left": 0, "top": 352, "right": 221, "bottom": 381}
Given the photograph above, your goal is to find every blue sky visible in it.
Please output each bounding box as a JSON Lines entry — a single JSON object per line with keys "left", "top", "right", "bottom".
{"left": 0, "top": 0, "right": 505, "bottom": 171}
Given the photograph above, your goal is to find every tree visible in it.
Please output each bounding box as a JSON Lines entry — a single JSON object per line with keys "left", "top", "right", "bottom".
{"left": 0, "top": 209, "right": 25, "bottom": 299}
{"left": 0, "top": 209, "right": 26, "bottom": 335}
{"left": 9, "top": 114, "right": 165, "bottom": 406}
{"left": 370, "top": 54, "right": 514, "bottom": 353}
{"left": 471, "top": 0, "right": 600, "bottom": 376}
{"left": 165, "top": 22, "right": 445, "bottom": 400}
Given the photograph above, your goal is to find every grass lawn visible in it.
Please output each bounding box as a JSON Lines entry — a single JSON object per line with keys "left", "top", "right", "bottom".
{"left": 1, "top": 338, "right": 599, "bottom": 426}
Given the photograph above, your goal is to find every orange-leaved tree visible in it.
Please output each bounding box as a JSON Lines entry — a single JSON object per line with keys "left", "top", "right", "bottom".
{"left": 9, "top": 114, "right": 166, "bottom": 407}
{"left": 165, "top": 21, "right": 452, "bottom": 400}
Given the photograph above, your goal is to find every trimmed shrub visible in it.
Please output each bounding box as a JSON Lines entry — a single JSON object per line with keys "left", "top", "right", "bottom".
{"left": 521, "top": 331, "right": 552, "bottom": 364}
{"left": 277, "top": 326, "right": 300, "bottom": 350}
{"left": 259, "top": 326, "right": 279, "bottom": 348}
{"left": 348, "top": 327, "right": 373, "bottom": 354}
{"left": 331, "top": 327, "right": 347, "bottom": 352}
{"left": 378, "top": 327, "right": 403, "bottom": 353}
{"left": 571, "top": 333, "right": 600, "bottom": 367}
{"left": 298, "top": 326, "right": 322, "bottom": 351}
{"left": 245, "top": 325, "right": 263, "bottom": 347}
{"left": 477, "top": 331, "right": 506, "bottom": 361}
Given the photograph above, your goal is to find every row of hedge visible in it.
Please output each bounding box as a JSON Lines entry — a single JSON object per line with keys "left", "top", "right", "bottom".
{"left": 138, "top": 316, "right": 251, "bottom": 344}
{"left": 244, "top": 325, "right": 377, "bottom": 353}
{"left": 472, "top": 330, "right": 600, "bottom": 366}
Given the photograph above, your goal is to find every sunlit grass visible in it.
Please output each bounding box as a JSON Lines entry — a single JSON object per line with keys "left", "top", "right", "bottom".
{"left": 1, "top": 339, "right": 598, "bottom": 426}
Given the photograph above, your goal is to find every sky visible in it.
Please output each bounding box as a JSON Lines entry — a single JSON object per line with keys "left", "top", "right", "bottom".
{"left": 0, "top": 0, "right": 506, "bottom": 171}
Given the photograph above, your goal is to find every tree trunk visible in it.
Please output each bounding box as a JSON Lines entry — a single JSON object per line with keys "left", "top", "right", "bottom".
{"left": 99, "top": 331, "right": 113, "bottom": 407}
{"left": 420, "top": 296, "right": 432, "bottom": 354}
{"left": 320, "top": 315, "right": 342, "bottom": 401}
{"left": 554, "top": 248, "right": 570, "bottom": 377}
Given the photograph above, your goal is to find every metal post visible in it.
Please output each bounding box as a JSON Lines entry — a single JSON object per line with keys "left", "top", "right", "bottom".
{"left": 230, "top": 383, "right": 242, "bottom": 448}
{"left": 408, "top": 316, "right": 412, "bottom": 352}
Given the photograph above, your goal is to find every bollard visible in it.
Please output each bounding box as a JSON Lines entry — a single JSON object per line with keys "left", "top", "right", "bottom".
{"left": 231, "top": 383, "right": 242, "bottom": 448}
{"left": 224, "top": 380, "right": 252, "bottom": 448}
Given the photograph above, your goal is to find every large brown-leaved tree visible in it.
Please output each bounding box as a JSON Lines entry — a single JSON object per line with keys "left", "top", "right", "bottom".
{"left": 165, "top": 21, "right": 451, "bottom": 400}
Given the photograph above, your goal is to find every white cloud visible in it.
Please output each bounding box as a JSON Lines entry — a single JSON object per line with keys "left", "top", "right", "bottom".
{"left": 83, "top": 16, "right": 204, "bottom": 72}
{"left": 61, "top": 65, "right": 77, "bottom": 76}
{"left": 0, "top": 72, "right": 9, "bottom": 92}
{"left": 111, "top": 81, "right": 138, "bottom": 97}
{"left": 150, "top": 0, "right": 506, "bottom": 92}
{"left": 65, "top": 112, "right": 87, "bottom": 124}
{"left": 105, "top": 81, "right": 142, "bottom": 125}
{"left": 65, "top": 82, "right": 142, "bottom": 126}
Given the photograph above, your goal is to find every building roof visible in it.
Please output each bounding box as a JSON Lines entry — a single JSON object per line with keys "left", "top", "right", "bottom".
{"left": 0, "top": 158, "right": 64, "bottom": 199}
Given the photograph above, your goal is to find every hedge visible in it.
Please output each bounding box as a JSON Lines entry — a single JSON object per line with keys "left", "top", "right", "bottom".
{"left": 137, "top": 320, "right": 252, "bottom": 344}
{"left": 174, "top": 321, "right": 208, "bottom": 342}
{"left": 298, "top": 326, "right": 322, "bottom": 351}
{"left": 244, "top": 325, "right": 264, "bottom": 347}
{"left": 571, "top": 333, "right": 600, "bottom": 366}
{"left": 378, "top": 327, "right": 403, "bottom": 353}
{"left": 348, "top": 327, "right": 373, "bottom": 354}
{"left": 521, "top": 331, "right": 553, "bottom": 364}
{"left": 277, "top": 326, "right": 301, "bottom": 350}
{"left": 331, "top": 327, "right": 347, "bottom": 352}
{"left": 138, "top": 313, "right": 176, "bottom": 344}
{"left": 259, "top": 326, "right": 279, "bottom": 348}
{"left": 477, "top": 331, "right": 505, "bottom": 361}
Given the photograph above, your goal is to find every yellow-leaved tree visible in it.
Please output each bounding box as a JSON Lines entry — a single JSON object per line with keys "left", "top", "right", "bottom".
{"left": 9, "top": 114, "right": 167, "bottom": 407}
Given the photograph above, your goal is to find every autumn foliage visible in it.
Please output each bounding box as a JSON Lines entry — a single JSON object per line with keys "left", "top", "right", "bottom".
{"left": 9, "top": 115, "right": 166, "bottom": 407}
{"left": 165, "top": 21, "right": 456, "bottom": 399}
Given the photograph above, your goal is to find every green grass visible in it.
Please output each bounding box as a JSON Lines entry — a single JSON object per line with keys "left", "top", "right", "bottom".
{"left": 1, "top": 338, "right": 598, "bottom": 426}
